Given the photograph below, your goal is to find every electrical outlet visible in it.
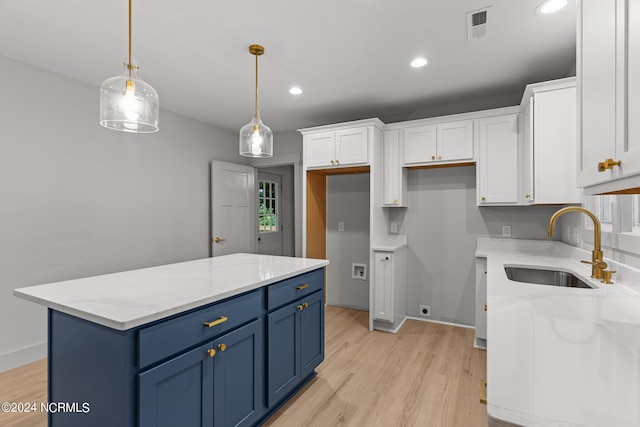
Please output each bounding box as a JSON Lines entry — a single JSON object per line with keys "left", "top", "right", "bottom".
{"left": 502, "top": 225, "right": 511, "bottom": 237}
{"left": 419, "top": 305, "right": 431, "bottom": 317}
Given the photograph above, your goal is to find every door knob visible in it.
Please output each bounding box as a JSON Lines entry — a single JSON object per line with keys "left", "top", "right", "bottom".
{"left": 214, "top": 237, "right": 226, "bottom": 243}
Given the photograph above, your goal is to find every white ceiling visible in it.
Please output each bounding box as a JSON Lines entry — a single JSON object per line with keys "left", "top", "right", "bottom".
{"left": 0, "top": 0, "right": 576, "bottom": 133}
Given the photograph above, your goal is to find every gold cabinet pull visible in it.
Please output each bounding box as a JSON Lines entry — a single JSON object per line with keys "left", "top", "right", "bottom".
{"left": 214, "top": 237, "right": 226, "bottom": 243}
{"left": 484, "top": 303, "right": 487, "bottom": 311}
{"left": 431, "top": 155, "right": 435, "bottom": 160}
{"left": 481, "top": 197, "right": 486, "bottom": 202}
{"left": 295, "top": 284, "right": 309, "bottom": 290}
{"left": 302, "top": 302, "right": 309, "bottom": 309}
{"left": 480, "top": 380, "right": 487, "bottom": 404}
{"left": 297, "top": 305, "right": 304, "bottom": 311}
{"left": 218, "top": 343, "right": 227, "bottom": 352}
{"left": 203, "top": 316, "right": 228, "bottom": 328}
{"left": 335, "top": 159, "right": 340, "bottom": 164}
{"left": 330, "top": 160, "right": 335, "bottom": 165}
{"left": 393, "top": 198, "right": 398, "bottom": 204}
{"left": 598, "top": 158, "right": 621, "bottom": 172}
{"left": 207, "top": 349, "right": 216, "bottom": 358}
{"left": 525, "top": 194, "right": 531, "bottom": 199}
{"left": 438, "top": 155, "right": 442, "bottom": 160}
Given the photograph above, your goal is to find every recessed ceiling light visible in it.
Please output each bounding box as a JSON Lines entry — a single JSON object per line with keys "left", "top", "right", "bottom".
{"left": 410, "top": 57, "right": 429, "bottom": 68}
{"left": 535, "top": 0, "right": 568, "bottom": 15}
{"left": 289, "top": 87, "right": 302, "bottom": 95}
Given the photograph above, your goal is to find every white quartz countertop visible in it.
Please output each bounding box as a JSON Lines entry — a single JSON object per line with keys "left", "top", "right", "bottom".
{"left": 477, "top": 238, "right": 640, "bottom": 427}
{"left": 14, "top": 253, "right": 329, "bottom": 331}
{"left": 372, "top": 235, "right": 408, "bottom": 251}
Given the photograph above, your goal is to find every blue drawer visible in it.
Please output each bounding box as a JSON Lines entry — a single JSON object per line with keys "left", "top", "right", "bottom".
{"left": 138, "top": 289, "right": 264, "bottom": 369}
{"left": 266, "top": 268, "right": 324, "bottom": 311}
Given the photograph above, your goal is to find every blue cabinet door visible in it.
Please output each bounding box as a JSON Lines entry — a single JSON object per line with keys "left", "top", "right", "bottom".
{"left": 300, "top": 290, "right": 325, "bottom": 380}
{"left": 138, "top": 342, "right": 214, "bottom": 427}
{"left": 213, "top": 319, "right": 264, "bottom": 427}
{"left": 266, "top": 301, "right": 300, "bottom": 407}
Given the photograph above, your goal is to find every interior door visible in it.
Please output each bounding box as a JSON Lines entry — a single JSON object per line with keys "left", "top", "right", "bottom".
{"left": 257, "top": 171, "right": 282, "bottom": 256}
{"left": 211, "top": 161, "right": 255, "bottom": 257}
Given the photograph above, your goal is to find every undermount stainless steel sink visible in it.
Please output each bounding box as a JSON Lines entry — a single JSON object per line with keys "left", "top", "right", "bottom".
{"left": 504, "top": 267, "right": 594, "bottom": 289}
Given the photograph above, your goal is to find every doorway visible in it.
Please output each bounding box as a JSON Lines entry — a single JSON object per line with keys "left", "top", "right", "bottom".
{"left": 257, "top": 166, "right": 295, "bottom": 257}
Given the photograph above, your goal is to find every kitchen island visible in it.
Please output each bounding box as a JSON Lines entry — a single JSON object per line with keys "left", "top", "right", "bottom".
{"left": 477, "top": 238, "right": 640, "bottom": 426}
{"left": 14, "top": 253, "right": 329, "bottom": 427}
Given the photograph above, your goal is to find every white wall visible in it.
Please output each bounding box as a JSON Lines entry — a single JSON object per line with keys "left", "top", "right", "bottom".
{"left": 0, "top": 55, "right": 244, "bottom": 371}
{"left": 387, "top": 166, "right": 562, "bottom": 325}
{"left": 326, "top": 174, "right": 370, "bottom": 310}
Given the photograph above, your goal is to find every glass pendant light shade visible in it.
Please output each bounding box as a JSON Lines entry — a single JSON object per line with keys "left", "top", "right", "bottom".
{"left": 239, "top": 114, "right": 273, "bottom": 157}
{"left": 100, "top": 63, "right": 159, "bottom": 133}
{"left": 239, "top": 44, "right": 273, "bottom": 157}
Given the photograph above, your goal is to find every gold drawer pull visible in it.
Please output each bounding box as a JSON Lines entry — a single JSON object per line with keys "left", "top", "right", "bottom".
{"left": 598, "top": 158, "right": 621, "bottom": 172}
{"left": 207, "top": 349, "right": 216, "bottom": 358}
{"left": 218, "top": 343, "right": 227, "bottom": 352}
{"left": 203, "top": 316, "right": 228, "bottom": 328}
{"left": 480, "top": 380, "right": 487, "bottom": 404}
{"left": 297, "top": 305, "right": 304, "bottom": 311}
{"left": 295, "top": 284, "right": 309, "bottom": 290}
{"left": 302, "top": 302, "right": 309, "bottom": 309}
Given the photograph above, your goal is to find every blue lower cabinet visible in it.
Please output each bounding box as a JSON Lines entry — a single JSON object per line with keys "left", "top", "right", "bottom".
{"left": 300, "top": 291, "right": 325, "bottom": 380}
{"left": 139, "top": 319, "right": 264, "bottom": 427}
{"left": 266, "top": 290, "right": 324, "bottom": 409}
{"left": 139, "top": 343, "right": 214, "bottom": 427}
{"left": 213, "top": 319, "right": 264, "bottom": 427}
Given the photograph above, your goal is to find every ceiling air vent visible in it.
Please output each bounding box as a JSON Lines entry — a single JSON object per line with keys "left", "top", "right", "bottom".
{"left": 467, "top": 6, "right": 492, "bottom": 40}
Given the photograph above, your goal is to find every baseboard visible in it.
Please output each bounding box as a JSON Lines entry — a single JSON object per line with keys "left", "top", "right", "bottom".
{"left": 373, "top": 316, "right": 407, "bottom": 334}
{"left": 0, "top": 341, "right": 47, "bottom": 373}
{"left": 406, "top": 316, "right": 475, "bottom": 330}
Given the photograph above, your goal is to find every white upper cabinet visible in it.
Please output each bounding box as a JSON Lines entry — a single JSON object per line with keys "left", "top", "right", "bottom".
{"left": 303, "top": 126, "right": 370, "bottom": 169}
{"left": 477, "top": 114, "right": 519, "bottom": 205}
{"left": 578, "top": 0, "right": 640, "bottom": 193}
{"left": 382, "top": 130, "right": 407, "bottom": 207}
{"left": 521, "top": 78, "right": 581, "bottom": 205}
{"left": 403, "top": 120, "right": 473, "bottom": 166}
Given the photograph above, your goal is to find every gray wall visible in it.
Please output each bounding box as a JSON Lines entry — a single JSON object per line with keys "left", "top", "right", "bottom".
{"left": 326, "top": 174, "right": 370, "bottom": 310}
{"left": 0, "top": 55, "right": 243, "bottom": 371}
{"left": 389, "top": 166, "right": 562, "bottom": 325}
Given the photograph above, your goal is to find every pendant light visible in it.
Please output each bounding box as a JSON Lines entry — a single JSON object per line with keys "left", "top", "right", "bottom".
{"left": 239, "top": 44, "right": 273, "bottom": 157}
{"left": 99, "top": 0, "right": 159, "bottom": 133}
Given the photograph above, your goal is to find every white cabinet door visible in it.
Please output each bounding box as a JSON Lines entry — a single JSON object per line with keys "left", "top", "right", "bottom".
{"left": 477, "top": 114, "right": 519, "bottom": 205}
{"left": 374, "top": 252, "right": 393, "bottom": 322}
{"left": 403, "top": 125, "right": 437, "bottom": 165}
{"left": 382, "top": 130, "right": 406, "bottom": 206}
{"left": 437, "top": 120, "right": 474, "bottom": 162}
{"left": 305, "top": 131, "right": 336, "bottom": 168}
{"left": 577, "top": 0, "right": 617, "bottom": 186}
{"left": 336, "top": 127, "right": 368, "bottom": 165}
{"left": 475, "top": 257, "right": 487, "bottom": 348}
{"left": 534, "top": 86, "right": 580, "bottom": 204}
{"left": 619, "top": 0, "right": 640, "bottom": 176}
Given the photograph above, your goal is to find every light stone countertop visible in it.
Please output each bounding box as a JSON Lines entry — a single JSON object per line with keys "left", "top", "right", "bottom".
{"left": 477, "top": 238, "right": 640, "bottom": 427}
{"left": 14, "top": 253, "right": 329, "bottom": 331}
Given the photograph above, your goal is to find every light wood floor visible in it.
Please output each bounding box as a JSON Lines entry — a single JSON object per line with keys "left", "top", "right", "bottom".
{"left": 0, "top": 306, "right": 486, "bottom": 427}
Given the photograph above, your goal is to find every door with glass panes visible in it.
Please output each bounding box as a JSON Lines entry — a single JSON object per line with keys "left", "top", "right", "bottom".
{"left": 257, "top": 172, "right": 282, "bottom": 255}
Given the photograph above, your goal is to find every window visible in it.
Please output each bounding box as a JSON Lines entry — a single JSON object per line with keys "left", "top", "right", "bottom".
{"left": 585, "top": 195, "right": 614, "bottom": 231}
{"left": 632, "top": 195, "right": 640, "bottom": 233}
{"left": 258, "top": 180, "right": 278, "bottom": 233}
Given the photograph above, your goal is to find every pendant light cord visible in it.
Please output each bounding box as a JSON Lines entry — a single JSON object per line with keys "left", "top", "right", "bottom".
{"left": 127, "top": 0, "right": 133, "bottom": 78}
{"left": 254, "top": 52, "right": 259, "bottom": 118}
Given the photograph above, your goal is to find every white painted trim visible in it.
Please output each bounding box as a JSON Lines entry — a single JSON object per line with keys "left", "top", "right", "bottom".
{"left": 373, "top": 316, "right": 408, "bottom": 334}
{"left": 406, "top": 316, "right": 475, "bottom": 330}
{"left": 246, "top": 152, "right": 301, "bottom": 168}
{"left": 298, "top": 118, "right": 386, "bottom": 134}
{"left": 0, "top": 341, "right": 47, "bottom": 373}
{"left": 384, "top": 106, "right": 521, "bottom": 131}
